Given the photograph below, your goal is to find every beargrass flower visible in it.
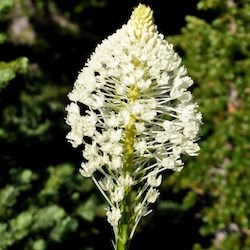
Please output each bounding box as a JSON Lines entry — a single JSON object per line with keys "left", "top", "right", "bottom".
{"left": 66, "top": 4, "right": 202, "bottom": 250}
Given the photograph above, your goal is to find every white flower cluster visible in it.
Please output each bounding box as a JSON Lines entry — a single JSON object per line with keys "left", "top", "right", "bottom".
{"left": 66, "top": 4, "right": 201, "bottom": 239}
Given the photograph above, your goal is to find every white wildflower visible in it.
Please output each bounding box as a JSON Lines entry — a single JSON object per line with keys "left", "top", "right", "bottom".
{"left": 110, "top": 156, "right": 122, "bottom": 170}
{"left": 147, "top": 171, "right": 162, "bottom": 187}
{"left": 135, "top": 122, "right": 146, "bottom": 134}
{"left": 82, "top": 142, "right": 99, "bottom": 160}
{"left": 110, "top": 186, "right": 125, "bottom": 203}
{"left": 146, "top": 188, "right": 160, "bottom": 203}
{"left": 65, "top": 3, "right": 201, "bottom": 246}
{"left": 79, "top": 162, "right": 96, "bottom": 178}
{"left": 105, "top": 112, "right": 121, "bottom": 128}
{"left": 106, "top": 207, "right": 122, "bottom": 227}
{"left": 182, "top": 140, "right": 201, "bottom": 156}
{"left": 135, "top": 140, "right": 147, "bottom": 156}
{"left": 118, "top": 173, "right": 134, "bottom": 188}
{"left": 99, "top": 176, "right": 114, "bottom": 191}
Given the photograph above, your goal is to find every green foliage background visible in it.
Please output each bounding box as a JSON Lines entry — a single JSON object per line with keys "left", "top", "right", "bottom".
{"left": 0, "top": 0, "right": 249, "bottom": 249}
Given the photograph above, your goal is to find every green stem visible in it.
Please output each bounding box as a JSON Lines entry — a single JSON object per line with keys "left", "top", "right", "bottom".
{"left": 116, "top": 223, "right": 130, "bottom": 250}
{"left": 116, "top": 190, "right": 131, "bottom": 250}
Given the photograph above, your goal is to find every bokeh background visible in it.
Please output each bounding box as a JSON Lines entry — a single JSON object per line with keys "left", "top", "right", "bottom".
{"left": 1, "top": 0, "right": 250, "bottom": 249}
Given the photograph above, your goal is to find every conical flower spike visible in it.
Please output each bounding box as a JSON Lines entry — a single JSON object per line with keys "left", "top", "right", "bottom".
{"left": 66, "top": 4, "right": 202, "bottom": 250}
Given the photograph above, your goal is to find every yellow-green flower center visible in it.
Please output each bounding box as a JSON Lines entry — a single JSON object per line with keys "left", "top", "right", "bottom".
{"left": 124, "top": 84, "right": 140, "bottom": 172}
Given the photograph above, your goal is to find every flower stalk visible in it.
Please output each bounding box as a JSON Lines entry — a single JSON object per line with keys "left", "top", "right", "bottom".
{"left": 66, "top": 3, "right": 202, "bottom": 250}
{"left": 116, "top": 192, "right": 131, "bottom": 250}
